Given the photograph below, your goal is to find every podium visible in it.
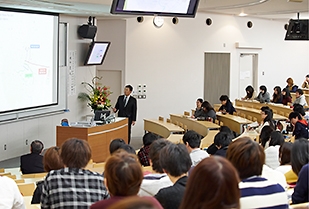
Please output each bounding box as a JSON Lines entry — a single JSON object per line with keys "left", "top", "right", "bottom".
{"left": 56, "top": 118, "right": 128, "bottom": 162}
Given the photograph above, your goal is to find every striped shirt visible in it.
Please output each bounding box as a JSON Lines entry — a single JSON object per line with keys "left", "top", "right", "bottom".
{"left": 239, "top": 176, "right": 288, "bottom": 209}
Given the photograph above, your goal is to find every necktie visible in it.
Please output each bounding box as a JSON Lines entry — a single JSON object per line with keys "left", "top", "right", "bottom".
{"left": 124, "top": 96, "right": 127, "bottom": 107}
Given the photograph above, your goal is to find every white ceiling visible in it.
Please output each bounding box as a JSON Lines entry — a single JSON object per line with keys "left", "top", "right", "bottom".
{"left": 0, "top": 0, "right": 308, "bottom": 21}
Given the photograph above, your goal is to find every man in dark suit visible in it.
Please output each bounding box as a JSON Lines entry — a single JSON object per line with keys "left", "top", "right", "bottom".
{"left": 20, "top": 140, "right": 45, "bottom": 174}
{"left": 113, "top": 85, "right": 137, "bottom": 144}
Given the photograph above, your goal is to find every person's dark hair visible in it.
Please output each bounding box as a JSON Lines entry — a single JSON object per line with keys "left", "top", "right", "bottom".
{"left": 293, "top": 104, "right": 305, "bottom": 116}
{"left": 125, "top": 85, "right": 133, "bottom": 92}
{"left": 291, "top": 138, "right": 309, "bottom": 175}
{"left": 282, "top": 88, "right": 291, "bottom": 99}
{"left": 306, "top": 74, "right": 309, "bottom": 78}
{"left": 60, "top": 138, "right": 91, "bottom": 168}
{"left": 227, "top": 137, "right": 265, "bottom": 180}
{"left": 286, "top": 78, "right": 294, "bottom": 86}
{"left": 260, "top": 106, "right": 275, "bottom": 129}
{"left": 119, "top": 144, "right": 136, "bottom": 155}
{"left": 289, "top": 111, "right": 302, "bottom": 120}
{"left": 31, "top": 140, "right": 44, "bottom": 154}
{"left": 269, "top": 131, "right": 284, "bottom": 146}
{"left": 43, "top": 146, "right": 64, "bottom": 172}
{"left": 279, "top": 142, "right": 293, "bottom": 166}
{"left": 201, "top": 101, "right": 214, "bottom": 112}
{"left": 149, "top": 139, "right": 172, "bottom": 173}
{"left": 273, "top": 86, "right": 282, "bottom": 102}
{"left": 179, "top": 156, "right": 240, "bottom": 209}
{"left": 219, "top": 126, "right": 235, "bottom": 139}
{"left": 109, "top": 138, "right": 126, "bottom": 154}
{"left": 108, "top": 196, "right": 161, "bottom": 209}
{"left": 197, "top": 98, "right": 203, "bottom": 104}
{"left": 219, "top": 95, "right": 229, "bottom": 102}
{"left": 259, "top": 85, "right": 267, "bottom": 95}
{"left": 214, "top": 132, "right": 232, "bottom": 148}
{"left": 259, "top": 126, "right": 274, "bottom": 147}
{"left": 105, "top": 150, "right": 143, "bottom": 196}
{"left": 159, "top": 143, "right": 191, "bottom": 177}
{"left": 296, "top": 89, "right": 304, "bottom": 95}
{"left": 182, "top": 130, "right": 202, "bottom": 149}
{"left": 142, "top": 132, "right": 158, "bottom": 146}
{"left": 245, "top": 85, "right": 254, "bottom": 99}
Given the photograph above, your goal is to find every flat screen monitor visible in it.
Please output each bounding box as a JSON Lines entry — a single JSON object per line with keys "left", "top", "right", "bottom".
{"left": 285, "top": 19, "right": 309, "bottom": 41}
{"left": 84, "top": 41, "right": 111, "bottom": 65}
{"left": 110, "top": 0, "right": 200, "bottom": 17}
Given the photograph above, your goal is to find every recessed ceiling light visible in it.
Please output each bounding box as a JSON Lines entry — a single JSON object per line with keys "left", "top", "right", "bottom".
{"left": 239, "top": 12, "right": 248, "bottom": 16}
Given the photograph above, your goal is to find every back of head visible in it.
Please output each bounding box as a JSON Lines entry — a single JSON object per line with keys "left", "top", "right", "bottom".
{"left": 180, "top": 156, "right": 240, "bottom": 209}
{"left": 291, "top": 138, "right": 309, "bottom": 175}
{"left": 282, "top": 88, "right": 291, "bottom": 97}
{"left": 260, "top": 126, "right": 274, "bottom": 147}
{"left": 119, "top": 144, "right": 136, "bottom": 155}
{"left": 60, "top": 138, "right": 91, "bottom": 168}
{"left": 269, "top": 131, "right": 284, "bottom": 146}
{"left": 182, "top": 130, "right": 201, "bottom": 149}
{"left": 43, "top": 146, "right": 64, "bottom": 172}
{"left": 220, "top": 126, "right": 234, "bottom": 139}
{"left": 109, "top": 138, "right": 126, "bottom": 155}
{"left": 108, "top": 196, "right": 161, "bottom": 209}
{"left": 105, "top": 150, "right": 143, "bottom": 196}
{"left": 142, "top": 133, "right": 159, "bottom": 146}
{"left": 159, "top": 143, "right": 192, "bottom": 177}
{"left": 293, "top": 104, "right": 305, "bottom": 116}
{"left": 149, "top": 139, "right": 172, "bottom": 173}
{"left": 279, "top": 142, "right": 293, "bottom": 166}
{"left": 31, "top": 140, "right": 44, "bottom": 154}
{"left": 219, "top": 95, "right": 229, "bottom": 102}
{"left": 214, "top": 132, "right": 232, "bottom": 148}
{"left": 296, "top": 88, "right": 303, "bottom": 95}
{"left": 227, "top": 137, "right": 265, "bottom": 180}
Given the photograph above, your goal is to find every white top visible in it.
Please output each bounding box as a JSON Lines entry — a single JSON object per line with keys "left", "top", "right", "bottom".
{"left": 255, "top": 121, "right": 270, "bottom": 134}
{"left": 261, "top": 164, "right": 287, "bottom": 189}
{"left": 275, "top": 165, "right": 292, "bottom": 175}
{"left": 0, "top": 176, "right": 25, "bottom": 209}
{"left": 190, "top": 149, "right": 209, "bottom": 166}
{"left": 265, "top": 145, "right": 281, "bottom": 169}
{"left": 138, "top": 173, "right": 173, "bottom": 196}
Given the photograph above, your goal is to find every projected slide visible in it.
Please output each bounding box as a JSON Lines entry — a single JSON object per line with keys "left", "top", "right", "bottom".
{"left": 124, "top": 0, "right": 191, "bottom": 13}
{"left": 87, "top": 43, "right": 109, "bottom": 64}
{"left": 0, "top": 10, "right": 58, "bottom": 113}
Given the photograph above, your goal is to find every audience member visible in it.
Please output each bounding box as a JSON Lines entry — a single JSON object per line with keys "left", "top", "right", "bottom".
{"left": 119, "top": 144, "right": 136, "bottom": 154}
{"left": 301, "top": 74, "right": 309, "bottom": 89}
{"left": 0, "top": 176, "right": 25, "bottom": 209}
{"left": 291, "top": 139, "right": 309, "bottom": 204}
{"left": 289, "top": 111, "right": 309, "bottom": 139}
{"left": 20, "top": 140, "right": 45, "bottom": 174}
{"left": 179, "top": 156, "right": 240, "bottom": 209}
{"left": 255, "top": 106, "right": 275, "bottom": 135}
{"left": 31, "top": 146, "right": 64, "bottom": 204}
{"left": 286, "top": 77, "right": 298, "bottom": 93}
{"left": 242, "top": 85, "right": 256, "bottom": 100}
{"left": 198, "top": 101, "right": 216, "bottom": 122}
{"left": 281, "top": 88, "right": 292, "bottom": 105}
{"left": 138, "top": 132, "right": 159, "bottom": 166}
{"left": 193, "top": 98, "right": 203, "bottom": 118}
{"left": 40, "top": 138, "right": 109, "bottom": 208}
{"left": 293, "top": 104, "right": 309, "bottom": 123}
{"left": 264, "top": 131, "right": 284, "bottom": 169}
{"left": 109, "top": 138, "right": 126, "bottom": 154}
{"left": 213, "top": 132, "right": 232, "bottom": 157}
{"left": 154, "top": 143, "right": 192, "bottom": 209}
{"left": 259, "top": 126, "right": 274, "bottom": 149}
{"left": 139, "top": 139, "right": 173, "bottom": 196}
{"left": 255, "top": 85, "right": 270, "bottom": 103}
{"left": 271, "top": 86, "right": 283, "bottom": 104}
{"left": 218, "top": 95, "right": 236, "bottom": 115}
{"left": 207, "top": 126, "right": 234, "bottom": 155}
{"left": 108, "top": 196, "right": 163, "bottom": 209}
{"left": 275, "top": 142, "right": 293, "bottom": 174}
{"left": 182, "top": 130, "right": 209, "bottom": 166}
{"left": 227, "top": 137, "right": 288, "bottom": 209}
{"left": 293, "top": 89, "right": 308, "bottom": 106}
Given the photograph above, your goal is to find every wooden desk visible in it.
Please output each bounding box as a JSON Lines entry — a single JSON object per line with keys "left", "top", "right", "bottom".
{"left": 144, "top": 119, "right": 184, "bottom": 138}
{"left": 57, "top": 118, "right": 128, "bottom": 163}
{"left": 235, "top": 106, "right": 287, "bottom": 123}
{"left": 291, "top": 93, "right": 309, "bottom": 106}
{"left": 169, "top": 114, "right": 220, "bottom": 137}
{"left": 167, "top": 134, "right": 184, "bottom": 144}
{"left": 216, "top": 112, "right": 252, "bottom": 134}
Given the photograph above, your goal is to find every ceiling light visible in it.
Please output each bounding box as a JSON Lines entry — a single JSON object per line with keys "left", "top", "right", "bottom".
{"left": 239, "top": 12, "right": 248, "bottom": 16}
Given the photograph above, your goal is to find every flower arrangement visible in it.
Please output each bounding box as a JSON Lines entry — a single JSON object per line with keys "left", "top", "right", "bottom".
{"left": 78, "top": 76, "right": 112, "bottom": 111}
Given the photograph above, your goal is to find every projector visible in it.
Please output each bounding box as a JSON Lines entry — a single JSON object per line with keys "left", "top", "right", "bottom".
{"left": 78, "top": 24, "right": 97, "bottom": 39}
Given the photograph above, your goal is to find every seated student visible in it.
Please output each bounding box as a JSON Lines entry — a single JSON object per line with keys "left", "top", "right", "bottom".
{"left": 213, "top": 132, "right": 232, "bottom": 158}
{"left": 20, "top": 140, "right": 45, "bottom": 174}
{"left": 293, "top": 104, "right": 309, "bottom": 122}
{"left": 286, "top": 77, "right": 298, "bottom": 93}
{"left": 207, "top": 126, "right": 234, "bottom": 155}
{"left": 291, "top": 139, "right": 309, "bottom": 204}
{"left": 109, "top": 138, "right": 126, "bottom": 154}
{"left": 119, "top": 144, "right": 136, "bottom": 155}
{"left": 293, "top": 89, "right": 308, "bottom": 107}
{"left": 179, "top": 157, "right": 240, "bottom": 209}
{"left": 40, "top": 138, "right": 109, "bottom": 208}
{"left": 227, "top": 137, "right": 288, "bottom": 209}
{"left": 198, "top": 101, "right": 216, "bottom": 122}
{"left": 281, "top": 88, "right": 292, "bottom": 105}
{"left": 193, "top": 98, "right": 203, "bottom": 118}
{"left": 0, "top": 176, "right": 25, "bottom": 209}
{"left": 218, "top": 95, "right": 236, "bottom": 115}
{"left": 91, "top": 150, "right": 162, "bottom": 209}
{"left": 259, "top": 126, "right": 274, "bottom": 149}
{"left": 137, "top": 133, "right": 159, "bottom": 166}
{"left": 271, "top": 86, "right": 283, "bottom": 104}
{"left": 154, "top": 143, "right": 192, "bottom": 209}
{"left": 301, "top": 74, "right": 309, "bottom": 89}
{"left": 289, "top": 111, "right": 309, "bottom": 139}
{"left": 255, "top": 85, "right": 271, "bottom": 103}
{"left": 182, "top": 130, "right": 209, "bottom": 166}
{"left": 139, "top": 139, "right": 173, "bottom": 196}
{"left": 242, "top": 85, "right": 256, "bottom": 100}
{"left": 264, "top": 131, "right": 284, "bottom": 169}
{"left": 254, "top": 106, "right": 275, "bottom": 135}
{"left": 108, "top": 196, "right": 163, "bottom": 209}
{"left": 275, "top": 142, "right": 293, "bottom": 175}
{"left": 31, "top": 146, "right": 64, "bottom": 204}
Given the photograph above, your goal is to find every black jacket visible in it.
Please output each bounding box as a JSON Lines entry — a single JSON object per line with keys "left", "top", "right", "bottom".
{"left": 20, "top": 153, "right": 44, "bottom": 174}
{"left": 115, "top": 95, "right": 137, "bottom": 122}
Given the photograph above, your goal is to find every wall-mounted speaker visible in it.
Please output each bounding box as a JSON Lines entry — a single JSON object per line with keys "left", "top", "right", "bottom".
{"left": 78, "top": 24, "right": 97, "bottom": 39}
